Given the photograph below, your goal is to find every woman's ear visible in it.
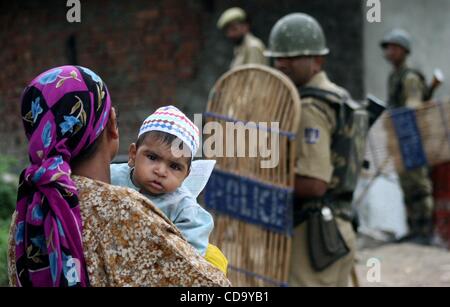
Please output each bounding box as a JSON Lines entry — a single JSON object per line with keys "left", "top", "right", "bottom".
{"left": 107, "top": 107, "right": 119, "bottom": 140}
{"left": 105, "top": 107, "right": 120, "bottom": 161}
{"left": 128, "top": 143, "right": 137, "bottom": 167}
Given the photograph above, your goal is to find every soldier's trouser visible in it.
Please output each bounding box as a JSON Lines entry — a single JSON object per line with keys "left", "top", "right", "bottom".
{"left": 399, "top": 167, "right": 434, "bottom": 237}
{"left": 288, "top": 217, "right": 356, "bottom": 287}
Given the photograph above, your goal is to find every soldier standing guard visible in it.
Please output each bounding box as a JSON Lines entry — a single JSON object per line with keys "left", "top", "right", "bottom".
{"left": 380, "top": 28, "right": 434, "bottom": 244}
{"left": 217, "top": 7, "right": 268, "bottom": 69}
{"left": 265, "top": 13, "right": 368, "bottom": 287}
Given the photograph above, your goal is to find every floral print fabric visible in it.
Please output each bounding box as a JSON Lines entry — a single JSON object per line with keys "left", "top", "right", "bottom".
{"left": 9, "top": 176, "right": 231, "bottom": 287}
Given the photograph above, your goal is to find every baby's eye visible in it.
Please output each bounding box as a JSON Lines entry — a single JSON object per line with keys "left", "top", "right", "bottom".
{"left": 147, "top": 154, "right": 157, "bottom": 161}
{"left": 170, "top": 163, "right": 182, "bottom": 171}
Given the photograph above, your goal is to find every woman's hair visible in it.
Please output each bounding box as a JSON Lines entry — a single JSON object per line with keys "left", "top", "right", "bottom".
{"left": 70, "top": 126, "right": 105, "bottom": 167}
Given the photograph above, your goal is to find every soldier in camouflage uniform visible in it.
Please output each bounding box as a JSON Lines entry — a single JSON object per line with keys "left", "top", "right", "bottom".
{"left": 266, "top": 13, "right": 368, "bottom": 286}
{"left": 381, "top": 29, "right": 434, "bottom": 244}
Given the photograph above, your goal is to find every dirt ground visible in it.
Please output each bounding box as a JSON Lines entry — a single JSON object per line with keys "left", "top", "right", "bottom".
{"left": 354, "top": 242, "right": 450, "bottom": 287}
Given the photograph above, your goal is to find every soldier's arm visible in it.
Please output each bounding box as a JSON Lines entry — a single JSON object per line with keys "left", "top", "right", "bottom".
{"left": 404, "top": 73, "right": 425, "bottom": 108}
{"left": 294, "top": 99, "right": 335, "bottom": 198}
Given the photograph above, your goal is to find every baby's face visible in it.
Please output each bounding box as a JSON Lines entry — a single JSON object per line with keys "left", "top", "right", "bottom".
{"left": 129, "top": 135, "right": 191, "bottom": 196}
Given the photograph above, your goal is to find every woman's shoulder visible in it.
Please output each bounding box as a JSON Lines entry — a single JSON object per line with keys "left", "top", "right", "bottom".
{"left": 72, "top": 175, "right": 230, "bottom": 286}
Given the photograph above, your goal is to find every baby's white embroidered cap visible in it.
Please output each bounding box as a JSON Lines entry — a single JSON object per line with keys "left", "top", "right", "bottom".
{"left": 138, "top": 105, "right": 200, "bottom": 157}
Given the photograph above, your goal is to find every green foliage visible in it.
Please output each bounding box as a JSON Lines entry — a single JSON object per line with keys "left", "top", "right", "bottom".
{"left": 0, "top": 155, "right": 18, "bottom": 286}
{"left": 0, "top": 181, "right": 16, "bottom": 221}
{"left": 0, "top": 218, "right": 11, "bottom": 286}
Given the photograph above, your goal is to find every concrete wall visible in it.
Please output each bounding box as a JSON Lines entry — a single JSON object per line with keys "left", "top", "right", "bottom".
{"left": 364, "top": 0, "right": 450, "bottom": 101}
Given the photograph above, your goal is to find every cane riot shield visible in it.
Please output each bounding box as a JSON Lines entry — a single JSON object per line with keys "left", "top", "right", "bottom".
{"left": 385, "top": 99, "right": 450, "bottom": 173}
{"left": 362, "top": 98, "right": 450, "bottom": 177}
{"left": 203, "top": 64, "right": 301, "bottom": 286}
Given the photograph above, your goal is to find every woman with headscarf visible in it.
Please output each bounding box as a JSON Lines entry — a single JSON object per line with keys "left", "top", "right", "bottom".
{"left": 7, "top": 65, "right": 230, "bottom": 287}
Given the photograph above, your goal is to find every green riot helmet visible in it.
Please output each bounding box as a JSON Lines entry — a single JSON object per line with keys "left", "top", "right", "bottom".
{"left": 380, "top": 28, "right": 411, "bottom": 53}
{"left": 264, "top": 13, "right": 330, "bottom": 58}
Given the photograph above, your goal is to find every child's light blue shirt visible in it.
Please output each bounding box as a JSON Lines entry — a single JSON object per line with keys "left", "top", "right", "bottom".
{"left": 110, "top": 163, "right": 213, "bottom": 256}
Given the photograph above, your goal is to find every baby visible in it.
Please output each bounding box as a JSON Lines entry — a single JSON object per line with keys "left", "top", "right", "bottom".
{"left": 110, "top": 106, "right": 222, "bottom": 266}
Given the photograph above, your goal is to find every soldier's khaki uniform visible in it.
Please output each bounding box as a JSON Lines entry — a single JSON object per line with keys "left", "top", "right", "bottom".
{"left": 230, "top": 33, "right": 268, "bottom": 69}
{"left": 388, "top": 64, "right": 426, "bottom": 109}
{"left": 388, "top": 64, "right": 434, "bottom": 238}
{"left": 288, "top": 71, "right": 357, "bottom": 287}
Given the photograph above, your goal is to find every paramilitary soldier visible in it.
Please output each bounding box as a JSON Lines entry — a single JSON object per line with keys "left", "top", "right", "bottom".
{"left": 380, "top": 28, "right": 434, "bottom": 244}
{"left": 217, "top": 7, "right": 268, "bottom": 69}
{"left": 265, "top": 13, "right": 369, "bottom": 286}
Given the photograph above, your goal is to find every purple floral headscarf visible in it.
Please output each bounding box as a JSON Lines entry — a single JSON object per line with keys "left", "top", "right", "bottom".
{"left": 14, "top": 65, "right": 111, "bottom": 287}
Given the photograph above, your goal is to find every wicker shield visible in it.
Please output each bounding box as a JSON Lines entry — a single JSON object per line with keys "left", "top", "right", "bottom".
{"left": 203, "top": 64, "right": 301, "bottom": 286}
{"left": 364, "top": 98, "right": 450, "bottom": 176}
